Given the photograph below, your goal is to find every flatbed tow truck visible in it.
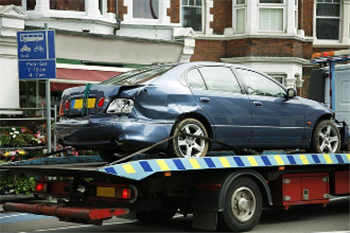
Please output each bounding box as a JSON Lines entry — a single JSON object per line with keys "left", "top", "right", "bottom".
{"left": 1, "top": 52, "right": 350, "bottom": 232}
{"left": 1, "top": 152, "right": 349, "bottom": 232}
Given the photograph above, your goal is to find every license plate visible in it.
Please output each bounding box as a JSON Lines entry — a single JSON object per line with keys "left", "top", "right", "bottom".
{"left": 96, "top": 187, "right": 115, "bottom": 198}
{"left": 71, "top": 98, "right": 96, "bottom": 109}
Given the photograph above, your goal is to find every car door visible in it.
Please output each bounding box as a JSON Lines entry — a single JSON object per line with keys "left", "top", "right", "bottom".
{"left": 235, "top": 68, "right": 304, "bottom": 145}
{"left": 186, "top": 66, "right": 252, "bottom": 146}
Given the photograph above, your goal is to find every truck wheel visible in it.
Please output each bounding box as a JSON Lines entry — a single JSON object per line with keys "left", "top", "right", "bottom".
{"left": 136, "top": 209, "right": 177, "bottom": 223}
{"left": 218, "top": 177, "right": 262, "bottom": 232}
{"left": 170, "top": 118, "right": 209, "bottom": 158}
{"left": 309, "top": 120, "right": 341, "bottom": 153}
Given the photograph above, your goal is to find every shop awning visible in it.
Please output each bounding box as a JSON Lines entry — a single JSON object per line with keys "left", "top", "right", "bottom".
{"left": 50, "top": 67, "right": 124, "bottom": 91}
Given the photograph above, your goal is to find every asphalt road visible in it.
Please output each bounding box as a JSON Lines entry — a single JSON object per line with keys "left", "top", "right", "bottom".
{"left": 0, "top": 196, "right": 349, "bottom": 233}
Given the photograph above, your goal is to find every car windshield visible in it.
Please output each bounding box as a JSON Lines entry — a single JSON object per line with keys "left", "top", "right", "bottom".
{"left": 100, "top": 65, "right": 175, "bottom": 85}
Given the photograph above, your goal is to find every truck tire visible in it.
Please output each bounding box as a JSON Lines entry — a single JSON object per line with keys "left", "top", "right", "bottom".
{"left": 309, "top": 120, "right": 341, "bottom": 153}
{"left": 169, "top": 118, "right": 209, "bottom": 158}
{"left": 218, "top": 177, "right": 262, "bottom": 232}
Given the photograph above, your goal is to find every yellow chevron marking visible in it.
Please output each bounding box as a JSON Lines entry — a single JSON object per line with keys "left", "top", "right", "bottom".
{"left": 219, "top": 157, "right": 231, "bottom": 167}
{"left": 299, "top": 155, "right": 309, "bottom": 164}
{"left": 274, "top": 155, "right": 284, "bottom": 165}
{"left": 157, "top": 160, "right": 170, "bottom": 171}
{"left": 123, "top": 163, "right": 136, "bottom": 173}
{"left": 189, "top": 159, "right": 201, "bottom": 169}
{"left": 247, "top": 156, "right": 258, "bottom": 166}
{"left": 347, "top": 154, "right": 350, "bottom": 162}
{"left": 323, "top": 154, "right": 333, "bottom": 164}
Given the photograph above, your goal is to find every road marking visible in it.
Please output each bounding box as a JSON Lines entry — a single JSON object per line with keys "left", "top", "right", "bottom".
{"left": 0, "top": 213, "right": 28, "bottom": 219}
{"left": 330, "top": 196, "right": 350, "bottom": 201}
{"left": 314, "top": 231, "right": 350, "bottom": 233}
{"left": 31, "top": 219, "right": 137, "bottom": 232}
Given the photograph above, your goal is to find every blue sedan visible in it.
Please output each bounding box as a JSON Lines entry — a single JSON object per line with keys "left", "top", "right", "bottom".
{"left": 56, "top": 62, "right": 346, "bottom": 162}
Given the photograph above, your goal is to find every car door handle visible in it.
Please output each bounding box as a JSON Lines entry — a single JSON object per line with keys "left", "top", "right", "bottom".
{"left": 253, "top": 101, "right": 263, "bottom": 107}
{"left": 200, "top": 97, "right": 210, "bottom": 103}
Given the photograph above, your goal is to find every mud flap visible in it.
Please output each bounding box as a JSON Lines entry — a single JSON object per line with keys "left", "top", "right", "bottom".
{"left": 192, "top": 209, "right": 218, "bottom": 231}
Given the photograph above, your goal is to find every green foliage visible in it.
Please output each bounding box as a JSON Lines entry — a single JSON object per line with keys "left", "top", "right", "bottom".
{"left": 0, "top": 173, "right": 36, "bottom": 195}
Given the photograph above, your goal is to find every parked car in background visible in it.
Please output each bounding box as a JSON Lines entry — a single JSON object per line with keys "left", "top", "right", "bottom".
{"left": 56, "top": 62, "right": 348, "bottom": 162}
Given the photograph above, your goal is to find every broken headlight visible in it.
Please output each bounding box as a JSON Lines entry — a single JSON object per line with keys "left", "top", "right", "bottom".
{"left": 106, "top": 98, "right": 134, "bottom": 115}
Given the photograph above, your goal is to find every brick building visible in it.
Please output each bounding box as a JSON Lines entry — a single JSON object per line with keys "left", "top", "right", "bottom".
{"left": 0, "top": 0, "right": 349, "bottom": 110}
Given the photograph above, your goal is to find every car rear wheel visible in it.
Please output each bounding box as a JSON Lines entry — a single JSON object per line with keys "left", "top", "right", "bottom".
{"left": 170, "top": 118, "right": 209, "bottom": 158}
{"left": 309, "top": 120, "right": 341, "bottom": 153}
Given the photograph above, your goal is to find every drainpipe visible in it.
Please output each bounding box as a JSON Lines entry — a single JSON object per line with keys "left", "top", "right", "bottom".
{"left": 114, "top": 0, "right": 121, "bottom": 35}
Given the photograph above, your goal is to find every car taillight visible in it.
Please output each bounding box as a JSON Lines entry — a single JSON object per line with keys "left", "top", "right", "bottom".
{"left": 106, "top": 98, "right": 134, "bottom": 115}
{"left": 97, "top": 97, "right": 105, "bottom": 107}
{"left": 35, "top": 182, "right": 48, "bottom": 193}
{"left": 65, "top": 100, "right": 70, "bottom": 110}
{"left": 59, "top": 100, "right": 64, "bottom": 116}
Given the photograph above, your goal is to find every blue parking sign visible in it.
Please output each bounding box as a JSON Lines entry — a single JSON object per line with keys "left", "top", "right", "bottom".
{"left": 17, "top": 30, "right": 56, "bottom": 80}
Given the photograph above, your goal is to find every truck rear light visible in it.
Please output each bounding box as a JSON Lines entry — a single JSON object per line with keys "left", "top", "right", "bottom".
{"left": 35, "top": 182, "right": 48, "bottom": 193}
{"left": 59, "top": 100, "right": 64, "bottom": 116}
{"left": 97, "top": 97, "right": 105, "bottom": 107}
{"left": 116, "top": 188, "right": 132, "bottom": 200}
{"left": 93, "top": 184, "right": 137, "bottom": 202}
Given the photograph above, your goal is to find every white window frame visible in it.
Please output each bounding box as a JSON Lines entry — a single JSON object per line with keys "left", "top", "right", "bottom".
{"left": 181, "top": 0, "right": 205, "bottom": 33}
{"left": 269, "top": 74, "right": 286, "bottom": 86}
{"left": 131, "top": 0, "right": 160, "bottom": 20}
{"left": 314, "top": 0, "right": 341, "bottom": 43}
{"left": 123, "top": 0, "right": 171, "bottom": 24}
{"left": 258, "top": 0, "right": 285, "bottom": 33}
{"left": 233, "top": 0, "right": 246, "bottom": 34}
{"left": 295, "top": 0, "right": 298, "bottom": 32}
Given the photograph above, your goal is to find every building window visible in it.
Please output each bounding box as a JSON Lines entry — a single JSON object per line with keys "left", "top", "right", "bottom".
{"left": 259, "top": 0, "right": 284, "bottom": 31}
{"left": 234, "top": 0, "right": 246, "bottom": 33}
{"left": 49, "top": 0, "right": 85, "bottom": 11}
{"left": 182, "top": 0, "right": 203, "bottom": 32}
{"left": 26, "top": 0, "right": 35, "bottom": 10}
{"left": 133, "top": 0, "right": 159, "bottom": 19}
{"left": 269, "top": 75, "right": 285, "bottom": 86}
{"left": 316, "top": 0, "right": 340, "bottom": 40}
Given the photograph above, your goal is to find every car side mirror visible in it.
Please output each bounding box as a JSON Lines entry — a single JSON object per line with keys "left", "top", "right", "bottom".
{"left": 287, "top": 88, "right": 297, "bottom": 99}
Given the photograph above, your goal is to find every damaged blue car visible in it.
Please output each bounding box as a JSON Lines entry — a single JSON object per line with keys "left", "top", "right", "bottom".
{"left": 56, "top": 62, "right": 348, "bottom": 162}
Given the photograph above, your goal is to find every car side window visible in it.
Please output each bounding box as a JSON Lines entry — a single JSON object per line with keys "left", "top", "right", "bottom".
{"left": 198, "top": 67, "right": 242, "bottom": 94}
{"left": 187, "top": 68, "right": 207, "bottom": 89}
{"left": 236, "top": 69, "right": 286, "bottom": 98}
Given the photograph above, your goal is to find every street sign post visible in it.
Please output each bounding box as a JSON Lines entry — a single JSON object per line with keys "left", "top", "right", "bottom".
{"left": 17, "top": 30, "right": 56, "bottom": 80}
{"left": 17, "top": 28, "right": 56, "bottom": 153}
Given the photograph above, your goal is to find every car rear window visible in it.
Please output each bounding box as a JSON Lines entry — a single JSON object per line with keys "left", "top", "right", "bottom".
{"left": 100, "top": 66, "right": 174, "bottom": 85}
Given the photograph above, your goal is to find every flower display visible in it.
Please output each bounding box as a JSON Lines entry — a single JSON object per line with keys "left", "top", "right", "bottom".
{"left": 0, "top": 127, "right": 46, "bottom": 147}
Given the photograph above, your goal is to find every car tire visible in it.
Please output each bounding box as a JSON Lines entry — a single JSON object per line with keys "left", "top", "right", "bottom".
{"left": 309, "top": 120, "right": 341, "bottom": 153}
{"left": 169, "top": 118, "right": 209, "bottom": 158}
{"left": 218, "top": 177, "right": 262, "bottom": 232}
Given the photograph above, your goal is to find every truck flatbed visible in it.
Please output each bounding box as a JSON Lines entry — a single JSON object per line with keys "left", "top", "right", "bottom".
{"left": 2, "top": 153, "right": 349, "bottom": 180}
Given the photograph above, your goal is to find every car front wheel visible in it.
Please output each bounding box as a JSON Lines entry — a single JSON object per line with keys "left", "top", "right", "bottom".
{"left": 170, "top": 118, "right": 209, "bottom": 158}
{"left": 309, "top": 120, "right": 341, "bottom": 153}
